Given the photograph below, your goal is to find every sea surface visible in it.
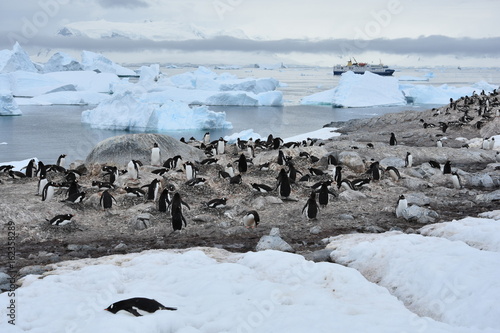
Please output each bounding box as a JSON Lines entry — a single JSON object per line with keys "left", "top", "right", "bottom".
{"left": 0, "top": 66, "right": 499, "bottom": 165}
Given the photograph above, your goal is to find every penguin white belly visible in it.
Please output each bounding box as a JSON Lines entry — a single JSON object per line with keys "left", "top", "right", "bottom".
{"left": 151, "top": 148, "right": 161, "bottom": 166}
{"left": 185, "top": 165, "right": 193, "bottom": 180}
{"left": 396, "top": 199, "right": 407, "bottom": 218}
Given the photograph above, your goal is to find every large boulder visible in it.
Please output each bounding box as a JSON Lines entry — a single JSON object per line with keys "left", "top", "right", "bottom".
{"left": 85, "top": 133, "right": 206, "bottom": 166}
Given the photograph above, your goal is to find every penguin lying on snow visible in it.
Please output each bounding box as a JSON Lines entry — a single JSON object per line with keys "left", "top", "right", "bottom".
{"left": 105, "top": 297, "right": 177, "bottom": 317}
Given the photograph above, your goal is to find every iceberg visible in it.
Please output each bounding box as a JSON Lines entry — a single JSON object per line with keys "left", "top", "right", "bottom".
{"left": 81, "top": 50, "right": 136, "bottom": 76}
{"left": 81, "top": 92, "right": 232, "bottom": 131}
{"left": 224, "top": 129, "right": 263, "bottom": 143}
{"left": 0, "top": 90, "right": 22, "bottom": 115}
{"left": 42, "top": 52, "right": 82, "bottom": 73}
{"left": 302, "top": 71, "right": 406, "bottom": 108}
{"left": 0, "top": 42, "right": 37, "bottom": 74}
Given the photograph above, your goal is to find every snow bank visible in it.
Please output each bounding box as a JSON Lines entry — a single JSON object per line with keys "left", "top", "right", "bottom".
{"left": 284, "top": 127, "right": 340, "bottom": 143}
{"left": 0, "top": 91, "right": 21, "bottom": 115}
{"left": 419, "top": 216, "right": 500, "bottom": 252}
{"left": 328, "top": 231, "right": 500, "bottom": 330}
{"left": 81, "top": 92, "right": 231, "bottom": 131}
{"left": 81, "top": 50, "right": 136, "bottom": 76}
{"left": 0, "top": 157, "right": 38, "bottom": 171}
{"left": 0, "top": 248, "right": 479, "bottom": 333}
{"left": 0, "top": 42, "right": 37, "bottom": 74}
{"left": 302, "top": 71, "right": 406, "bottom": 108}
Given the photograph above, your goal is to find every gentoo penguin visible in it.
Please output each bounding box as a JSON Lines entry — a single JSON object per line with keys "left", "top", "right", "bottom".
{"left": 200, "top": 158, "right": 218, "bottom": 165}
{"left": 47, "top": 214, "right": 74, "bottom": 226}
{"left": 229, "top": 174, "right": 242, "bottom": 185}
{"left": 276, "top": 168, "right": 291, "bottom": 199}
{"left": 251, "top": 183, "right": 273, "bottom": 193}
{"left": 308, "top": 168, "right": 324, "bottom": 176}
{"left": 238, "top": 153, "right": 248, "bottom": 174}
{"left": 92, "top": 181, "right": 115, "bottom": 190}
{"left": 482, "top": 138, "right": 490, "bottom": 150}
{"left": 368, "top": 161, "right": 381, "bottom": 181}
{"left": 218, "top": 170, "right": 231, "bottom": 179}
{"left": 36, "top": 161, "right": 46, "bottom": 178}
{"left": 25, "top": 159, "right": 37, "bottom": 178}
{"left": 169, "top": 192, "right": 190, "bottom": 231}
{"left": 366, "top": 143, "right": 374, "bottom": 149}
{"left": 351, "top": 178, "right": 370, "bottom": 190}
{"left": 163, "top": 155, "right": 182, "bottom": 169}
{"left": 389, "top": 133, "right": 397, "bottom": 146}
{"left": 243, "top": 210, "right": 260, "bottom": 228}
{"left": 102, "top": 166, "right": 119, "bottom": 184}
{"left": 203, "top": 132, "right": 211, "bottom": 145}
{"left": 158, "top": 184, "right": 175, "bottom": 212}
{"left": 317, "top": 181, "right": 337, "bottom": 208}
{"left": 340, "top": 179, "right": 354, "bottom": 191}
{"left": 37, "top": 174, "right": 48, "bottom": 196}
{"left": 184, "top": 161, "right": 196, "bottom": 181}
{"left": 56, "top": 154, "right": 66, "bottom": 168}
{"left": 496, "top": 151, "right": 500, "bottom": 163}
{"left": 428, "top": 160, "right": 440, "bottom": 169}
{"left": 42, "top": 182, "right": 57, "bottom": 201}
{"left": 405, "top": 152, "right": 413, "bottom": 168}
{"left": 125, "top": 186, "right": 146, "bottom": 197}
{"left": 258, "top": 162, "right": 270, "bottom": 171}
{"left": 327, "top": 155, "right": 338, "bottom": 166}
{"left": 217, "top": 137, "right": 225, "bottom": 155}
{"left": 287, "top": 162, "right": 302, "bottom": 183}
{"left": 490, "top": 137, "right": 496, "bottom": 150}
{"left": 186, "top": 177, "right": 206, "bottom": 186}
{"left": 143, "top": 179, "right": 161, "bottom": 201}
{"left": 105, "top": 297, "right": 177, "bottom": 317}
{"left": 436, "top": 139, "right": 443, "bottom": 148}
{"left": 225, "top": 163, "right": 235, "bottom": 177}
{"left": 62, "top": 191, "right": 85, "bottom": 204}
{"left": 66, "top": 180, "right": 79, "bottom": 198}
{"left": 100, "top": 190, "right": 116, "bottom": 209}
{"left": 277, "top": 150, "right": 285, "bottom": 165}
{"left": 334, "top": 166, "right": 342, "bottom": 187}
{"left": 302, "top": 191, "right": 319, "bottom": 220}
{"left": 451, "top": 171, "right": 462, "bottom": 189}
{"left": 442, "top": 161, "right": 452, "bottom": 174}
{"left": 9, "top": 170, "right": 26, "bottom": 179}
{"left": 151, "top": 143, "right": 161, "bottom": 166}
{"left": 127, "top": 160, "right": 142, "bottom": 179}
{"left": 386, "top": 166, "right": 401, "bottom": 182}
{"left": 395, "top": 194, "right": 407, "bottom": 218}
{"left": 151, "top": 168, "right": 169, "bottom": 176}
{"left": 247, "top": 145, "right": 255, "bottom": 158}
{"left": 206, "top": 197, "right": 227, "bottom": 209}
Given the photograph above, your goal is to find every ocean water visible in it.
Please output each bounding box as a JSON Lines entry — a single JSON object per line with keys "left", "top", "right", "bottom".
{"left": 0, "top": 66, "right": 498, "bottom": 165}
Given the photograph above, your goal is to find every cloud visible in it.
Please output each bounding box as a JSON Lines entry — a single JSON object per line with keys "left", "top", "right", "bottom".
{"left": 96, "top": 0, "right": 149, "bottom": 8}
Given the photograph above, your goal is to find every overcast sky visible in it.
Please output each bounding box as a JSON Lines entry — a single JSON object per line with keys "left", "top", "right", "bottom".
{"left": 1, "top": 0, "right": 499, "bottom": 66}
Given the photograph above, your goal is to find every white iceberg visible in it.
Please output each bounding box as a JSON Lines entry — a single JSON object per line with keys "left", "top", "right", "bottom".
{"left": 81, "top": 50, "right": 136, "bottom": 76}
{"left": 0, "top": 42, "right": 37, "bottom": 74}
{"left": 302, "top": 71, "right": 406, "bottom": 108}
{"left": 224, "top": 129, "right": 262, "bottom": 143}
{"left": 0, "top": 90, "right": 22, "bottom": 115}
{"left": 42, "top": 52, "right": 82, "bottom": 73}
{"left": 81, "top": 92, "right": 232, "bottom": 131}
{"left": 17, "top": 91, "right": 112, "bottom": 106}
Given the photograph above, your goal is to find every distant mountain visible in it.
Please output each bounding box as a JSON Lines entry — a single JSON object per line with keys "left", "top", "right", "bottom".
{"left": 57, "top": 20, "right": 251, "bottom": 41}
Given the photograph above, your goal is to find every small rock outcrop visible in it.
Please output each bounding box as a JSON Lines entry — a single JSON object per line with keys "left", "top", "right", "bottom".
{"left": 256, "top": 228, "right": 294, "bottom": 252}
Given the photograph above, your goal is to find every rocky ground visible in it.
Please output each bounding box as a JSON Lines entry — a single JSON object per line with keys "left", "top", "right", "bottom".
{"left": 1, "top": 93, "right": 499, "bottom": 283}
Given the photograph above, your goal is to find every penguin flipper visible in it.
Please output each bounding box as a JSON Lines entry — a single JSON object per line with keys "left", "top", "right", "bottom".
{"left": 126, "top": 308, "right": 142, "bottom": 317}
{"left": 301, "top": 203, "right": 308, "bottom": 214}
{"left": 181, "top": 214, "right": 187, "bottom": 227}
{"left": 181, "top": 200, "right": 191, "bottom": 210}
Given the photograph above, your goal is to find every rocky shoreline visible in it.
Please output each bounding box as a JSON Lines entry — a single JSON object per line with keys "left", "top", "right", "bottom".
{"left": 1, "top": 92, "right": 499, "bottom": 287}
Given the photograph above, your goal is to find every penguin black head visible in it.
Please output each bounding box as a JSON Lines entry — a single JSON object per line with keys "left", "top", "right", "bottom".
{"left": 153, "top": 143, "right": 158, "bottom": 148}
{"left": 399, "top": 194, "right": 405, "bottom": 200}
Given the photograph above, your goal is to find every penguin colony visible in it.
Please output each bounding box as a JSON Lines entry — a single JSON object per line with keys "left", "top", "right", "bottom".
{"left": 0, "top": 89, "right": 499, "bottom": 254}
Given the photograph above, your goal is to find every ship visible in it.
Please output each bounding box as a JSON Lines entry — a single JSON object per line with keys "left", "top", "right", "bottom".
{"left": 333, "top": 58, "right": 395, "bottom": 76}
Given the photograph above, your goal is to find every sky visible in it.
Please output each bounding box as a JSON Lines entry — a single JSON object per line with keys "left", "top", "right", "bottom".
{"left": 0, "top": 0, "right": 499, "bottom": 67}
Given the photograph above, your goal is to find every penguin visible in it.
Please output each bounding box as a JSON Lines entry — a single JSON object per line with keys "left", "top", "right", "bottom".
{"left": 298, "top": 174, "right": 311, "bottom": 182}
{"left": 102, "top": 166, "right": 119, "bottom": 184}
{"left": 25, "top": 159, "right": 37, "bottom": 178}
{"left": 482, "top": 138, "right": 490, "bottom": 150}
{"left": 340, "top": 179, "right": 354, "bottom": 191}
{"left": 37, "top": 174, "right": 48, "bottom": 196}
{"left": 203, "top": 132, "right": 211, "bottom": 145}
{"left": 237, "top": 153, "right": 248, "bottom": 174}
{"left": 368, "top": 162, "right": 381, "bottom": 181}
{"left": 395, "top": 194, "right": 407, "bottom": 218}
{"left": 100, "top": 190, "right": 116, "bottom": 209}
{"left": 247, "top": 145, "right": 255, "bottom": 158}
{"left": 105, "top": 297, "right": 177, "bottom": 317}
{"left": 243, "top": 210, "right": 260, "bottom": 228}
{"left": 277, "top": 150, "right": 285, "bottom": 165}
{"left": 169, "top": 192, "right": 190, "bottom": 231}
{"left": 251, "top": 183, "right": 273, "bottom": 193}
{"left": 92, "top": 181, "right": 115, "bottom": 190}
{"left": 229, "top": 174, "right": 242, "bottom": 185}
{"left": 451, "top": 171, "right": 462, "bottom": 189}
{"left": 186, "top": 177, "right": 206, "bottom": 186}
{"left": 0, "top": 165, "right": 14, "bottom": 173}
{"left": 334, "top": 166, "right": 342, "bottom": 187}
{"left": 56, "top": 154, "right": 66, "bottom": 168}
{"left": 151, "top": 143, "right": 161, "bottom": 166}
{"left": 151, "top": 168, "right": 169, "bottom": 176}
{"left": 217, "top": 137, "right": 225, "bottom": 155}
{"left": 66, "top": 180, "right": 79, "bottom": 198}
{"left": 405, "top": 152, "right": 413, "bottom": 168}
{"left": 125, "top": 187, "right": 146, "bottom": 197}
{"left": 62, "top": 191, "right": 85, "bottom": 204}
{"left": 436, "top": 139, "right": 443, "bottom": 148}
{"left": 316, "top": 181, "right": 337, "bottom": 208}
{"left": 9, "top": 170, "right": 26, "bottom": 179}
{"left": 366, "top": 143, "right": 374, "bottom": 149}
{"left": 496, "top": 151, "right": 500, "bottom": 163}
{"left": 42, "top": 182, "right": 57, "bottom": 201}
{"left": 308, "top": 168, "right": 324, "bottom": 176}
{"left": 327, "top": 155, "right": 338, "bottom": 166}
{"left": 490, "top": 137, "right": 496, "bottom": 150}
{"left": 184, "top": 161, "right": 196, "bottom": 181}
{"left": 351, "top": 178, "right": 370, "bottom": 190}
{"left": 302, "top": 191, "right": 319, "bottom": 220}
{"left": 158, "top": 184, "right": 175, "bottom": 212}
{"left": 386, "top": 166, "right": 401, "bottom": 182}
{"left": 272, "top": 137, "right": 283, "bottom": 150}
{"left": 428, "top": 160, "right": 440, "bottom": 169}
{"left": 143, "top": 179, "right": 161, "bottom": 201}
{"left": 127, "top": 160, "right": 142, "bottom": 179}
{"left": 287, "top": 162, "right": 302, "bottom": 183}
{"left": 163, "top": 155, "right": 182, "bottom": 169}
{"left": 206, "top": 197, "right": 227, "bottom": 209}
{"left": 201, "top": 158, "right": 218, "bottom": 165}
{"left": 225, "top": 163, "right": 235, "bottom": 177}
{"left": 276, "top": 169, "right": 291, "bottom": 199}
{"left": 36, "top": 161, "right": 46, "bottom": 178}
{"left": 389, "top": 133, "right": 397, "bottom": 146}
{"left": 258, "top": 162, "right": 270, "bottom": 171}
{"left": 218, "top": 170, "right": 231, "bottom": 179}
{"left": 47, "top": 214, "right": 74, "bottom": 226}
{"left": 442, "top": 161, "right": 452, "bottom": 174}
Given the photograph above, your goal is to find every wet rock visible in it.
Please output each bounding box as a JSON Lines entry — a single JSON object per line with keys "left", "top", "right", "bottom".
{"left": 114, "top": 243, "right": 127, "bottom": 250}
{"left": 475, "top": 189, "right": 500, "bottom": 203}
{"left": 380, "top": 157, "right": 405, "bottom": 168}
{"left": 309, "top": 226, "right": 322, "bottom": 234}
{"left": 130, "top": 213, "right": 152, "bottom": 230}
{"left": 303, "top": 249, "right": 332, "bottom": 262}
{"left": 339, "top": 190, "right": 367, "bottom": 201}
{"left": 405, "top": 192, "right": 432, "bottom": 206}
{"left": 402, "top": 204, "right": 439, "bottom": 224}
{"left": 256, "top": 228, "right": 294, "bottom": 252}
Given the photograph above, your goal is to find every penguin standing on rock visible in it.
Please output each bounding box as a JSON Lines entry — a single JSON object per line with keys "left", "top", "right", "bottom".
{"left": 237, "top": 154, "right": 248, "bottom": 174}
{"left": 243, "top": 210, "right": 260, "bottom": 228}
{"left": 100, "top": 190, "right": 116, "bottom": 209}
{"left": 57, "top": 154, "right": 66, "bottom": 168}
{"left": 158, "top": 184, "right": 175, "bottom": 212}
{"left": 42, "top": 182, "right": 58, "bottom": 201}
{"left": 395, "top": 195, "right": 407, "bottom": 218}
{"left": 105, "top": 297, "right": 177, "bottom": 317}
{"left": 276, "top": 169, "right": 291, "bottom": 199}
{"left": 169, "top": 193, "right": 190, "bottom": 231}
{"left": 389, "top": 133, "right": 397, "bottom": 146}
{"left": 151, "top": 143, "right": 161, "bottom": 166}
{"left": 127, "top": 160, "right": 142, "bottom": 179}
{"left": 316, "top": 181, "right": 337, "bottom": 208}
{"left": 25, "top": 159, "right": 37, "bottom": 178}
{"left": 143, "top": 179, "right": 161, "bottom": 201}
{"left": 405, "top": 152, "right": 413, "bottom": 168}
{"left": 451, "top": 172, "right": 462, "bottom": 189}
{"left": 184, "top": 161, "right": 197, "bottom": 181}
{"left": 203, "top": 132, "right": 211, "bottom": 145}
{"left": 302, "top": 191, "right": 319, "bottom": 220}
{"left": 217, "top": 137, "right": 225, "bottom": 155}
{"left": 37, "top": 174, "right": 48, "bottom": 196}
{"left": 443, "top": 161, "right": 452, "bottom": 174}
